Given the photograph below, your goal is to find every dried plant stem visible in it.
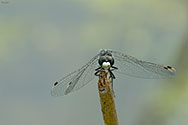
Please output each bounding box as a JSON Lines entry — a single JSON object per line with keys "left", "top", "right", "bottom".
{"left": 98, "top": 70, "right": 118, "bottom": 125}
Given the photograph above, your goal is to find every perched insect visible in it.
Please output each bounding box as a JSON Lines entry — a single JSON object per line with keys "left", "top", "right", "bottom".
{"left": 51, "top": 49, "right": 176, "bottom": 96}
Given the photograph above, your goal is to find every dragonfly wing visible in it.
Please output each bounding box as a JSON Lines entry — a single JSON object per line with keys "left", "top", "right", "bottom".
{"left": 110, "top": 50, "right": 176, "bottom": 79}
{"left": 51, "top": 54, "right": 99, "bottom": 96}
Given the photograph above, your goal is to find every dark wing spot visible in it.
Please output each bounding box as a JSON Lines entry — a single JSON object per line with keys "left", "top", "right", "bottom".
{"left": 69, "top": 82, "right": 72, "bottom": 85}
{"left": 167, "top": 66, "right": 172, "bottom": 69}
{"left": 54, "top": 82, "right": 58, "bottom": 86}
{"left": 164, "top": 67, "right": 168, "bottom": 70}
{"left": 164, "top": 66, "right": 173, "bottom": 70}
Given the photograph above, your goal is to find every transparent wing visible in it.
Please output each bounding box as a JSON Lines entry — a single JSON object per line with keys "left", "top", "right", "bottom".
{"left": 51, "top": 54, "right": 99, "bottom": 96}
{"left": 110, "top": 50, "right": 176, "bottom": 78}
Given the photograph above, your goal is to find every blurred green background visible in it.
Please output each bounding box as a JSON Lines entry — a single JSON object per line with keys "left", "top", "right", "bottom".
{"left": 0, "top": 0, "right": 187, "bottom": 125}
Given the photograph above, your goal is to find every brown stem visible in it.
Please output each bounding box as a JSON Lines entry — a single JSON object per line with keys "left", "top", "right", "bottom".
{"left": 98, "top": 70, "right": 118, "bottom": 125}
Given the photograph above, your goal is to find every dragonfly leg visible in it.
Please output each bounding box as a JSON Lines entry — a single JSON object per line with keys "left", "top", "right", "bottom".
{"left": 108, "top": 69, "right": 116, "bottom": 79}
{"left": 111, "top": 66, "right": 118, "bottom": 71}
{"left": 95, "top": 67, "right": 102, "bottom": 76}
{"left": 94, "top": 70, "right": 100, "bottom": 76}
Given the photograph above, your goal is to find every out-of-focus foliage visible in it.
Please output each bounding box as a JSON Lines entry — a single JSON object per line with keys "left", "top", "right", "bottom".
{"left": 136, "top": 34, "right": 188, "bottom": 125}
{"left": 0, "top": 19, "right": 26, "bottom": 65}
{"left": 77, "top": 0, "right": 186, "bottom": 52}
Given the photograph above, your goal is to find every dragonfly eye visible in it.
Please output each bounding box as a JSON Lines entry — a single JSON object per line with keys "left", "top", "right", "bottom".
{"left": 54, "top": 82, "right": 58, "bottom": 86}
{"left": 110, "top": 57, "right": 114, "bottom": 65}
{"left": 98, "top": 56, "right": 106, "bottom": 66}
{"left": 106, "top": 56, "right": 114, "bottom": 65}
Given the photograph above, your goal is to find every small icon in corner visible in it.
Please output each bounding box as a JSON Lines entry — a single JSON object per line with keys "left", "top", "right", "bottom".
{"left": 1, "top": 1, "right": 9, "bottom": 4}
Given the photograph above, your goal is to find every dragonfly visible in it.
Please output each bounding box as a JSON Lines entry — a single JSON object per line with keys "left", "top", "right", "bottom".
{"left": 51, "top": 49, "right": 176, "bottom": 96}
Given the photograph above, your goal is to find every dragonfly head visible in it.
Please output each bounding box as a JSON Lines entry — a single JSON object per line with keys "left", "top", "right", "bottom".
{"left": 98, "top": 54, "right": 114, "bottom": 69}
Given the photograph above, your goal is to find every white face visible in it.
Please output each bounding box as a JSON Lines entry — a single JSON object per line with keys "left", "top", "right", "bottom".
{"left": 102, "top": 62, "right": 111, "bottom": 69}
